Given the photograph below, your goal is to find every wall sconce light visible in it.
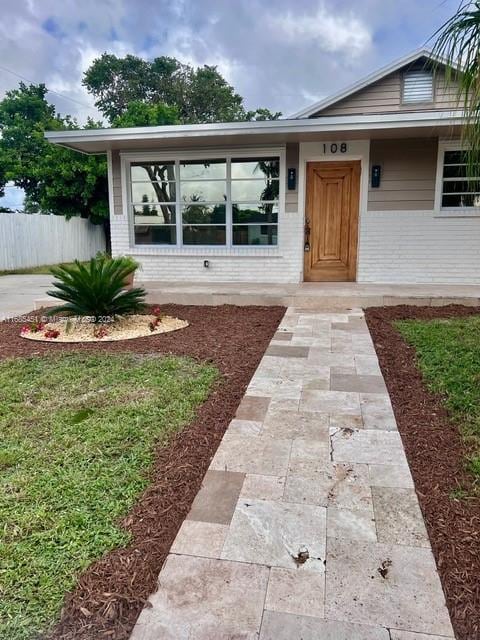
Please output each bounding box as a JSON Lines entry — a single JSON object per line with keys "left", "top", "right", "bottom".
{"left": 203, "top": 259, "right": 210, "bottom": 268}
{"left": 371, "top": 165, "right": 381, "bottom": 188}
{"left": 288, "top": 168, "right": 296, "bottom": 190}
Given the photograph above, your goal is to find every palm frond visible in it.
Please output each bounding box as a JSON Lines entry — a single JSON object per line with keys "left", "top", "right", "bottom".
{"left": 47, "top": 256, "right": 146, "bottom": 321}
{"left": 431, "top": 1, "right": 480, "bottom": 182}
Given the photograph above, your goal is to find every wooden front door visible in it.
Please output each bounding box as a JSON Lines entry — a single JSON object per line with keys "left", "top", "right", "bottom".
{"left": 304, "top": 161, "right": 360, "bottom": 282}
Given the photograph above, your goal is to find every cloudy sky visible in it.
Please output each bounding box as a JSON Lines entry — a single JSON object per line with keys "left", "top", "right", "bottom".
{"left": 0, "top": 0, "right": 461, "bottom": 126}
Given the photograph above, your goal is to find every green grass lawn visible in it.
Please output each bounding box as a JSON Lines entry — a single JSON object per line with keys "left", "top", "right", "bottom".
{"left": 396, "top": 315, "right": 480, "bottom": 486}
{"left": 0, "top": 261, "right": 89, "bottom": 276}
{"left": 0, "top": 352, "right": 218, "bottom": 640}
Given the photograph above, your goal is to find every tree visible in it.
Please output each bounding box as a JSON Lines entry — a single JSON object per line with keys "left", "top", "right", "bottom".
{"left": 83, "top": 53, "right": 281, "bottom": 124}
{"left": 0, "top": 83, "right": 108, "bottom": 224}
{"left": 112, "top": 100, "right": 179, "bottom": 128}
{"left": 432, "top": 1, "right": 480, "bottom": 171}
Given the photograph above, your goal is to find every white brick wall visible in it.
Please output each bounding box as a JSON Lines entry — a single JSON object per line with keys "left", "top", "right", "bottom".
{"left": 358, "top": 210, "right": 480, "bottom": 283}
{"left": 111, "top": 210, "right": 304, "bottom": 283}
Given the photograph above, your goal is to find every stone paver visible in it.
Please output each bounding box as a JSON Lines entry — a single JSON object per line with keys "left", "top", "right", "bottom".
{"left": 130, "top": 555, "right": 268, "bottom": 640}
{"left": 259, "top": 611, "right": 390, "bottom": 640}
{"left": 325, "top": 538, "right": 453, "bottom": 636}
{"left": 221, "top": 498, "right": 326, "bottom": 571}
{"left": 372, "top": 487, "right": 430, "bottom": 547}
{"left": 130, "top": 308, "right": 454, "bottom": 640}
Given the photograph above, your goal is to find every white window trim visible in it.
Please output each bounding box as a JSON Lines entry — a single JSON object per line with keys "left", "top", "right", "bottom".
{"left": 435, "top": 140, "right": 480, "bottom": 217}
{"left": 401, "top": 69, "right": 434, "bottom": 106}
{"left": 120, "top": 146, "right": 286, "bottom": 254}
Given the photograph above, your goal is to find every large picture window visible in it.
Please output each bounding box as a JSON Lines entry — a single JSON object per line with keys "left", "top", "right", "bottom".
{"left": 128, "top": 153, "right": 281, "bottom": 247}
{"left": 441, "top": 149, "right": 480, "bottom": 209}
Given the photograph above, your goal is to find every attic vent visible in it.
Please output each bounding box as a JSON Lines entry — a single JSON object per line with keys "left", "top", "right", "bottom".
{"left": 402, "top": 70, "right": 433, "bottom": 103}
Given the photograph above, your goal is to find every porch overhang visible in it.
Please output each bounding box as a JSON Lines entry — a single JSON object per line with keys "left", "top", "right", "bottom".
{"left": 45, "top": 111, "right": 465, "bottom": 154}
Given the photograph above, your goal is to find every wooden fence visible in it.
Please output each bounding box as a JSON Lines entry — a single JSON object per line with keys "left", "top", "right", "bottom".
{"left": 0, "top": 213, "right": 106, "bottom": 270}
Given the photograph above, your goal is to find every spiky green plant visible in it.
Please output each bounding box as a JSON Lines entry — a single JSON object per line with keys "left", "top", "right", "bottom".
{"left": 47, "top": 255, "right": 146, "bottom": 322}
{"left": 432, "top": 1, "right": 480, "bottom": 178}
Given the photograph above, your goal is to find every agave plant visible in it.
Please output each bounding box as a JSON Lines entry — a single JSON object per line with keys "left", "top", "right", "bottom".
{"left": 47, "top": 256, "right": 146, "bottom": 322}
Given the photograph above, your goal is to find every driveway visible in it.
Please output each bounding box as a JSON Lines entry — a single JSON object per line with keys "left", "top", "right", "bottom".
{"left": 0, "top": 275, "right": 52, "bottom": 320}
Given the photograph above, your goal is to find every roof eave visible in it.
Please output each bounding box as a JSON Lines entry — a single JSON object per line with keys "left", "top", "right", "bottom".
{"left": 44, "top": 111, "right": 466, "bottom": 154}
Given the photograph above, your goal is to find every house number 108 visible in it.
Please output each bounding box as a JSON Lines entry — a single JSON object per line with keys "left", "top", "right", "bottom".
{"left": 323, "top": 143, "right": 347, "bottom": 154}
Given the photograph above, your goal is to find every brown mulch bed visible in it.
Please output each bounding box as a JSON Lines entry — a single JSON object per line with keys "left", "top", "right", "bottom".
{"left": 0, "top": 304, "right": 285, "bottom": 640}
{"left": 365, "top": 305, "right": 480, "bottom": 640}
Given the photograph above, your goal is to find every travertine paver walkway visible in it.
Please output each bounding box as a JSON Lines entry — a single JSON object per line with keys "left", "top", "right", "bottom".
{"left": 131, "top": 308, "right": 455, "bottom": 640}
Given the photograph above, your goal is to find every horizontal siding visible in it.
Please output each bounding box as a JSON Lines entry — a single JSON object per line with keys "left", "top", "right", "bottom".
{"left": 285, "top": 142, "right": 299, "bottom": 212}
{"left": 315, "top": 67, "right": 460, "bottom": 117}
{"left": 368, "top": 138, "right": 437, "bottom": 211}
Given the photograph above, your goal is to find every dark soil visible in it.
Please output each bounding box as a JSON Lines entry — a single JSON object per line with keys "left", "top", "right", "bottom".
{"left": 0, "top": 304, "right": 285, "bottom": 640}
{"left": 365, "top": 305, "right": 480, "bottom": 640}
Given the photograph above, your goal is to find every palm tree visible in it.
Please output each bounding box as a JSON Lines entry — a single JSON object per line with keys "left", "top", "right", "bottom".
{"left": 432, "top": 1, "right": 480, "bottom": 175}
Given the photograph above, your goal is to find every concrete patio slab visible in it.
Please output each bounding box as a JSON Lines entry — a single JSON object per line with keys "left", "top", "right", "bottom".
{"left": 130, "top": 308, "right": 454, "bottom": 640}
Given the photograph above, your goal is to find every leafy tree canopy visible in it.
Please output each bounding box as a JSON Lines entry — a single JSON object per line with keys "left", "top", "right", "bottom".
{"left": 0, "top": 83, "right": 108, "bottom": 223}
{"left": 84, "top": 53, "right": 281, "bottom": 124}
{"left": 0, "top": 56, "right": 280, "bottom": 227}
{"left": 112, "top": 100, "right": 179, "bottom": 127}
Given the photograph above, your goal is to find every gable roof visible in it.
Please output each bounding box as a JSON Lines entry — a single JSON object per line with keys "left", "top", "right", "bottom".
{"left": 291, "top": 48, "right": 461, "bottom": 119}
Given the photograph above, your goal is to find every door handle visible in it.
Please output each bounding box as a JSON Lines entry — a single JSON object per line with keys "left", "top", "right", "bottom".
{"left": 304, "top": 218, "right": 310, "bottom": 252}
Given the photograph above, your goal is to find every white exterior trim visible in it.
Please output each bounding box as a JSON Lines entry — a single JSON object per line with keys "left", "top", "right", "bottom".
{"left": 291, "top": 48, "right": 460, "bottom": 118}
{"left": 106, "top": 149, "right": 115, "bottom": 220}
{"left": 45, "top": 110, "right": 465, "bottom": 153}
{"left": 434, "top": 139, "right": 480, "bottom": 217}
{"left": 119, "top": 146, "right": 286, "bottom": 255}
{"left": 297, "top": 140, "right": 370, "bottom": 282}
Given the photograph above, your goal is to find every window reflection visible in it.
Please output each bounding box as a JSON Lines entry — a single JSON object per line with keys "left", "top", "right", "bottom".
{"left": 131, "top": 156, "right": 280, "bottom": 246}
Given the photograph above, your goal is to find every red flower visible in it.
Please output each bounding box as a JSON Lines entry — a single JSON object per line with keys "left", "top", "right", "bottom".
{"left": 93, "top": 326, "right": 109, "bottom": 339}
{"left": 44, "top": 329, "right": 60, "bottom": 339}
{"left": 152, "top": 305, "right": 161, "bottom": 316}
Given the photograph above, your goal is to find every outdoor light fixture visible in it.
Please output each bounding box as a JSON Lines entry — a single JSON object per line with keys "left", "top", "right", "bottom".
{"left": 203, "top": 260, "right": 210, "bottom": 268}
{"left": 371, "top": 165, "right": 381, "bottom": 188}
{"left": 288, "top": 168, "right": 296, "bottom": 190}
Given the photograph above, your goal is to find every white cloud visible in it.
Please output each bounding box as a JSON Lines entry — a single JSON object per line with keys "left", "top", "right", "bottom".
{"left": 269, "top": 4, "right": 372, "bottom": 57}
{"left": 0, "top": 0, "right": 460, "bottom": 122}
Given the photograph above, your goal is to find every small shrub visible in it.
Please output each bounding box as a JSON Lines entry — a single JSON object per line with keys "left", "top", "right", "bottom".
{"left": 47, "top": 256, "right": 146, "bottom": 322}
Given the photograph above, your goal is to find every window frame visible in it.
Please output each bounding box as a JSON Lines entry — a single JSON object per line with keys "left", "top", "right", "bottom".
{"left": 401, "top": 69, "right": 435, "bottom": 106}
{"left": 121, "top": 147, "right": 285, "bottom": 250}
{"left": 435, "top": 140, "right": 480, "bottom": 217}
